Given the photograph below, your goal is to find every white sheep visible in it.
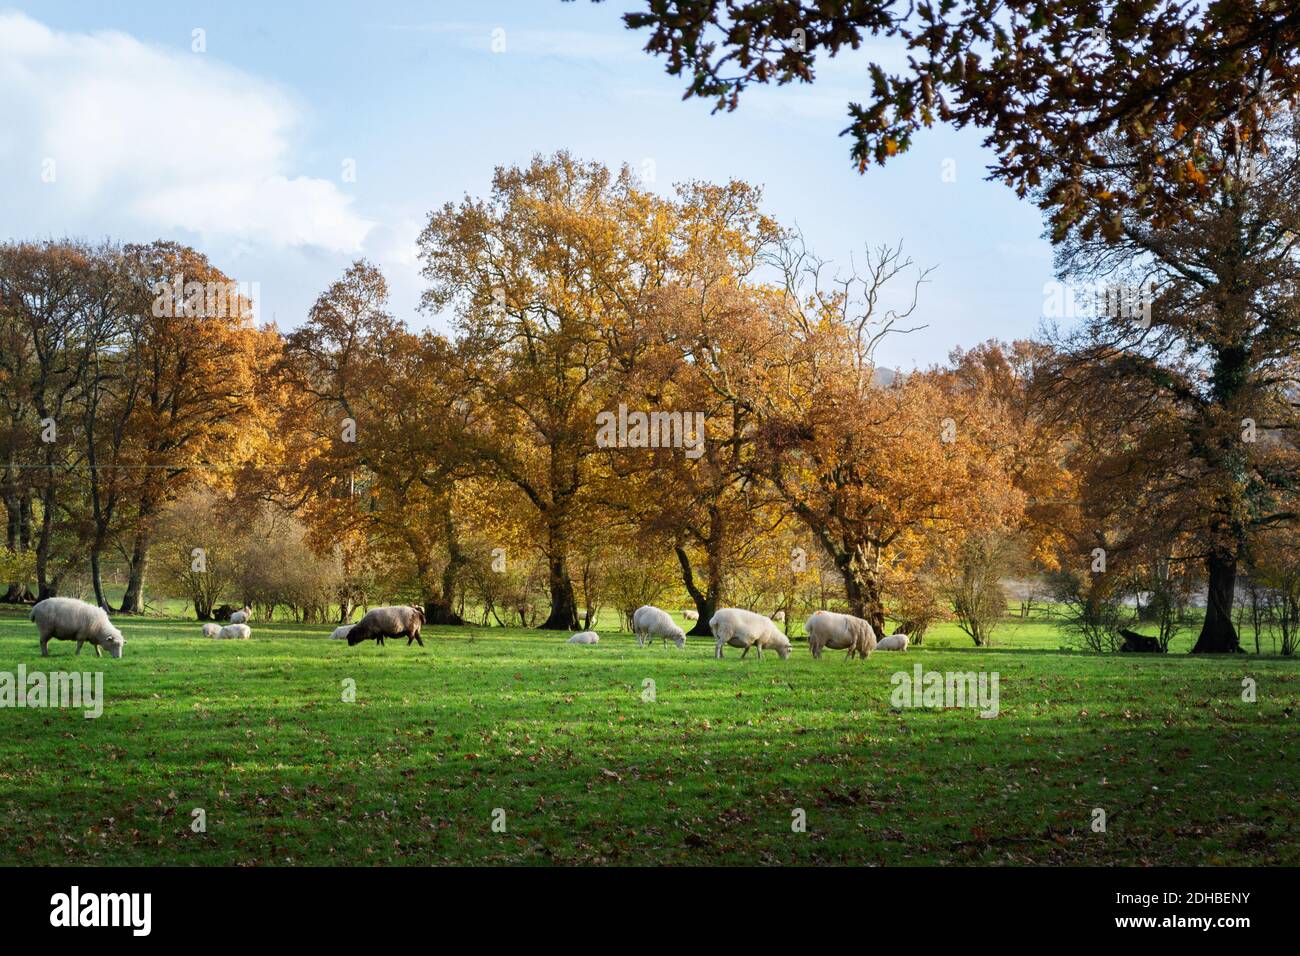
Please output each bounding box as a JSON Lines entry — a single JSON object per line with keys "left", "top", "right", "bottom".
{"left": 772, "top": 610, "right": 786, "bottom": 623}
{"left": 229, "top": 607, "right": 251, "bottom": 624}
{"left": 805, "top": 610, "right": 876, "bottom": 659}
{"left": 876, "top": 633, "right": 910, "bottom": 651}
{"left": 30, "top": 597, "right": 126, "bottom": 658}
{"left": 682, "top": 610, "right": 699, "bottom": 621}
{"left": 710, "top": 607, "right": 791, "bottom": 660}
{"left": 567, "top": 631, "right": 600, "bottom": 644}
{"left": 632, "top": 605, "right": 686, "bottom": 648}
{"left": 215, "top": 623, "right": 251, "bottom": 640}
{"left": 201, "top": 623, "right": 221, "bottom": 638}
{"left": 329, "top": 625, "right": 354, "bottom": 641}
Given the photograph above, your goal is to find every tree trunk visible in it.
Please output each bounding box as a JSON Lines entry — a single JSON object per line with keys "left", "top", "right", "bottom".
{"left": 119, "top": 508, "right": 156, "bottom": 614}
{"left": 837, "top": 552, "right": 886, "bottom": 636}
{"left": 675, "top": 545, "right": 719, "bottom": 636}
{"left": 1192, "top": 549, "right": 1241, "bottom": 653}
{"left": 423, "top": 598, "right": 465, "bottom": 626}
{"left": 90, "top": 549, "right": 109, "bottom": 611}
{"left": 424, "top": 511, "right": 466, "bottom": 625}
{"left": 539, "top": 550, "right": 579, "bottom": 630}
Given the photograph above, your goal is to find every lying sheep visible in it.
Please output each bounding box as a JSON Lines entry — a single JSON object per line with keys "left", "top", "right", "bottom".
{"left": 567, "top": 631, "right": 599, "bottom": 644}
{"left": 710, "top": 607, "right": 791, "bottom": 660}
{"left": 215, "top": 623, "right": 251, "bottom": 640}
{"left": 229, "top": 607, "right": 252, "bottom": 624}
{"left": 329, "top": 624, "right": 354, "bottom": 641}
{"left": 682, "top": 609, "right": 699, "bottom": 621}
{"left": 876, "top": 633, "right": 910, "bottom": 651}
{"left": 30, "top": 597, "right": 127, "bottom": 659}
{"left": 347, "top": 605, "right": 426, "bottom": 647}
{"left": 805, "top": 610, "right": 876, "bottom": 659}
{"left": 632, "top": 605, "right": 685, "bottom": 648}
{"left": 201, "top": 623, "right": 221, "bottom": 638}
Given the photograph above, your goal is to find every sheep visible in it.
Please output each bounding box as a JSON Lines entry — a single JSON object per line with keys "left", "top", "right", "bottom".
{"left": 229, "top": 607, "right": 251, "bottom": 624}
{"left": 804, "top": 610, "right": 876, "bottom": 660}
{"left": 710, "top": 607, "right": 791, "bottom": 660}
{"left": 346, "top": 605, "right": 426, "bottom": 647}
{"left": 682, "top": 609, "right": 699, "bottom": 621}
{"left": 201, "top": 623, "right": 221, "bottom": 638}
{"left": 632, "top": 605, "right": 686, "bottom": 648}
{"left": 876, "top": 633, "right": 910, "bottom": 652}
{"left": 329, "top": 625, "right": 354, "bottom": 641}
{"left": 29, "top": 597, "right": 126, "bottom": 659}
{"left": 215, "top": 623, "right": 251, "bottom": 640}
{"left": 772, "top": 610, "right": 786, "bottom": 623}
{"left": 567, "top": 631, "right": 600, "bottom": 644}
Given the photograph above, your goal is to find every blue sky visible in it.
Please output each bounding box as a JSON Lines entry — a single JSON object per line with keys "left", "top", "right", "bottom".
{"left": 0, "top": 0, "right": 1055, "bottom": 369}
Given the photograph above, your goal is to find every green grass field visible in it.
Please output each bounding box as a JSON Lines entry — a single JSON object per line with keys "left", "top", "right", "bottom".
{"left": 0, "top": 606, "right": 1294, "bottom": 865}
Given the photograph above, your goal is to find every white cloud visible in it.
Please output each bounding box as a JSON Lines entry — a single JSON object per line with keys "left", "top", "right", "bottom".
{"left": 0, "top": 10, "right": 372, "bottom": 252}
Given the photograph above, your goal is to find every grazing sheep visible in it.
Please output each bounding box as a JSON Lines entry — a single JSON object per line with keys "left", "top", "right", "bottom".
{"left": 1118, "top": 628, "right": 1163, "bottom": 653}
{"left": 29, "top": 597, "right": 127, "bottom": 659}
{"left": 346, "top": 605, "right": 426, "bottom": 647}
{"left": 229, "top": 607, "right": 251, "bottom": 624}
{"left": 876, "top": 633, "right": 910, "bottom": 651}
{"left": 805, "top": 610, "right": 877, "bottom": 660}
{"left": 329, "top": 625, "right": 354, "bottom": 641}
{"left": 215, "top": 623, "right": 251, "bottom": 640}
{"left": 710, "top": 607, "right": 791, "bottom": 660}
{"left": 632, "top": 605, "right": 686, "bottom": 648}
{"left": 201, "top": 623, "right": 221, "bottom": 638}
{"left": 682, "top": 609, "right": 699, "bottom": 621}
{"left": 567, "top": 631, "right": 599, "bottom": 644}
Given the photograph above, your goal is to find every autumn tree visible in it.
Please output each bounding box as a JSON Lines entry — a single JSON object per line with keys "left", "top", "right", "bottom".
{"left": 613, "top": 0, "right": 1300, "bottom": 239}
{"left": 1042, "top": 112, "right": 1300, "bottom": 652}
{"left": 746, "top": 239, "right": 1023, "bottom": 632}
{"left": 604, "top": 181, "right": 785, "bottom": 634}
{"left": 115, "top": 241, "right": 274, "bottom": 612}
{"left": 277, "top": 260, "right": 481, "bottom": 623}
{"left": 419, "top": 153, "right": 664, "bottom": 630}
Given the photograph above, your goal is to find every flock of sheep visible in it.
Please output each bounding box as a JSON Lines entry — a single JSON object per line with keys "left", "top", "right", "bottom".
{"left": 625, "top": 605, "right": 909, "bottom": 660}
{"left": 23, "top": 596, "right": 910, "bottom": 660}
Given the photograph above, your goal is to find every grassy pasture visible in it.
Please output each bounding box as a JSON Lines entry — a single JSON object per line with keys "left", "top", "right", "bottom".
{"left": 0, "top": 607, "right": 1294, "bottom": 866}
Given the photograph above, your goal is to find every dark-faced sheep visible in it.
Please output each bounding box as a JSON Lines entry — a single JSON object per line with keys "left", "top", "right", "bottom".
{"left": 346, "top": 605, "right": 426, "bottom": 647}
{"left": 1119, "top": 629, "right": 1162, "bottom": 653}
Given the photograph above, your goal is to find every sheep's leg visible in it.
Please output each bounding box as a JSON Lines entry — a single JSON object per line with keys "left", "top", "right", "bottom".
{"left": 75, "top": 639, "right": 84, "bottom": 656}
{"left": 95, "top": 644, "right": 102, "bottom": 658}
{"left": 39, "top": 635, "right": 50, "bottom": 657}
{"left": 741, "top": 644, "right": 750, "bottom": 660}
{"left": 714, "top": 639, "right": 724, "bottom": 659}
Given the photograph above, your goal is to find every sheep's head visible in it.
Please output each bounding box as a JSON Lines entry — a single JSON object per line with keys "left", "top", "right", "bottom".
{"left": 102, "top": 629, "right": 126, "bottom": 659}
{"left": 775, "top": 638, "right": 792, "bottom": 660}
{"left": 347, "top": 629, "right": 367, "bottom": 646}
{"left": 673, "top": 632, "right": 686, "bottom": 649}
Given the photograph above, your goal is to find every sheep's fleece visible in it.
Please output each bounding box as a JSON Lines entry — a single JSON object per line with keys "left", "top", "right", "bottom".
{"left": 30, "top": 597, "right": 126, "bottom": 658}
